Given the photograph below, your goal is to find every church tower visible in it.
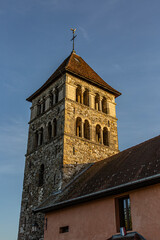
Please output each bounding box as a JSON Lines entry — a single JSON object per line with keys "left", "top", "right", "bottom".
{"left": 18, "top": 51, "right": 121, "bottom": 240}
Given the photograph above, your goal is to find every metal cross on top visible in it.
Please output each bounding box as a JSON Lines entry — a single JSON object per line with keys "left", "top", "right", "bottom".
{"left": 70, "top": 28, "right": 77, "bottom": 52}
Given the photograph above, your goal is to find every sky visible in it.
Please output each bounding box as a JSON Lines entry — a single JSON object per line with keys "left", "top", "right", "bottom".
{"left": 1, "top": 0, "right": 160, "bottom": 239}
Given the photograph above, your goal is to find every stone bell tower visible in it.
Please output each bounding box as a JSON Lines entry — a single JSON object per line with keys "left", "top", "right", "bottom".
{"left": 18, "top": 51, "right": 121, "bottom": 240}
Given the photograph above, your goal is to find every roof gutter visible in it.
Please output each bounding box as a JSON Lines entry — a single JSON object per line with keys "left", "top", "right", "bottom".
{"left": 34, "top": 173, "right": 160, "bottom": 213}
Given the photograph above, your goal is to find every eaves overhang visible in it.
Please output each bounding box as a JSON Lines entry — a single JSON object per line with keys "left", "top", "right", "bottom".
{"left": 33, "top": 173, "right": 160, "bottom": 214}
{"left": 26, "top": 68, "right": 121, "bottom": 102}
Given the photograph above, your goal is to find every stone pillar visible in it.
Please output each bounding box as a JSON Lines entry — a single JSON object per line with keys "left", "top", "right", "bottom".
{"left": 90, "top": 93, "right": 95, "bottom": 109}
{"left": 52, "top": 88, "right": 56, "bottom": 105}
{"left": 90, "top": 124, "right": 92, "bottom": 141}
{"left": 99, "top": 96, "right": 103, "bottom": 111}
{"left": 30, "top": 105, "right": 37, "bottom": 121}
{"left": 81, "top": 120, "right": 84, "bottom": 138}
{"left": 101, "top": 128, "right": 103, "bottom": 144}
{"left": 107, "top": 101, "right": 110, "bottom": 115}
{"left": 45, "top": 93, "right": 51, "bottom": 110}
{"left": 38, "top": 131, "right": 41, "bottom": 146}
{"left": 81, "top": 86, "right": 86, "bottom": 105}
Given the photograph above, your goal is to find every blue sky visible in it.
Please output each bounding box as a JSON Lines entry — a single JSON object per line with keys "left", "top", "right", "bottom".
{"left": 1, "top": 0, "right": 160, "bottom": 239}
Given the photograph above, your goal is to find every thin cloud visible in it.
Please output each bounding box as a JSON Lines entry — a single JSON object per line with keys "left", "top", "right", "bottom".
{"left": 79, "top": 27, "right": 90, "bottom": 42}
{"left": 0, "top": 164, "right": 19, "bottom": 175}
{"left": 0, "top": 117, "right": 27, "bottom": 156}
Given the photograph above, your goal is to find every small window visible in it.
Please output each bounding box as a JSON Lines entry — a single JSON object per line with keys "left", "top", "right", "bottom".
{"left": 48, "top": 122, "right": 52, "bottom": 140}
{"left": 96, "top": 124, "right": 101, "bottom": 143}
{"left": 53, "top": 119, "right": 57, "bottom": 137}
{"left": 42, "top": 99, "right": 45, "bottom": 113}
{"left": 50, "top": 92, "right": 53, "bottom": 107}
{"left": 115, "top": 196, "right": 132, "bottom": 232}
{"left": 73, "top": 147, "right": 75, "bottom": 155}
{"left": 39, "top": 127, "right": 43, "bottom": 145}
{"left": 83, "top": 89, "right": 89, "bottom": 106}
{"left": 84, "top": 120, "right": 90, "bottom": 140}
{"left": 103, "top": 127, "right": 109, "bottom": 146}
{"left": 76, "top": 85, "right": 82, "bottom": 103}
{"left": 39, "top": 164, "right": 44, "bottom": 187}
{"left": 35, "top": 131, "right": 39, "bottom": 147}
{"left": 37, "top": 101, "right": 41, "bottom": 116}
{"left": 95, "top": 93, "right": 100, "bottom": 111}
{"left": 55, "top": 87, "right": 59, "bottom": 104}
{"left": 76, "top": 117, "right": 82, "bottom": 137}
{"left": 102, "top": 97, "right": 107, "bottom": 114}
{"left": 59, "top": 226, "right": 69, "bottom": 234}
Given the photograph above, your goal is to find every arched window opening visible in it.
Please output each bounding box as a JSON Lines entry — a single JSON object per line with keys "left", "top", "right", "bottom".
{"left": 42, "top": 99, "right": 45, "bottom": 113}
{"left": 95, "top": 94, "right": 100, "bottom": 111}
{"left": 76, "top": 117, "right": 82, "bottom": 137}
{"left": 76, "top": 86, "right": 82, "bottom": 103}
{"left": 83, "top": 89, "right": 89, "bottom": 106}
{"left": 103, "top": 127, "right": 109, "bottom": 146}
{"left": 55, "top": 88, "right": 59, "bottom": 104}
{"left": 48, "top": 122, "right": 52, "bottom": 140}
{"left": 39, "top": 127, "right": 43, "bottom": 145}
{"left": 102, "top": 97, "right": 107, "bottom": 114}
{"left": 53, "top": 119, "right": 57, "bottom": 137}
{"left": 50, "top": 92, "right": 53, "bottom": 107}
{"left": 84, "top": 120, "right": 90, "bottom": 140}
{"left": 37, "top": 101, "right": 41, "bottom": 116}
{"left": 96, "top": 124, "right": 101, "bottom": 143}
{"left": 35, "top": 131, "right": 39, "bottom": 148}
{"left": 39, "top": 164, "right": 44, "bottom": 187}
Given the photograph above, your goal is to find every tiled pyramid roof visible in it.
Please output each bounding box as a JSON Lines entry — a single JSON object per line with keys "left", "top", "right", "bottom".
{"left": 27, "top": 51, "right": 121, "bottom": 101}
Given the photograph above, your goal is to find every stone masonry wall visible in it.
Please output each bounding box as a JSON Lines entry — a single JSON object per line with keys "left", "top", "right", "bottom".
{"left": 62, "top": 74, "right": 119, "bottom": 183}
{"left": 18, "top": 76, "right": 65, "bottom": 240}
{"left": 18, "top": 72, "right": 120, "bottom": 240}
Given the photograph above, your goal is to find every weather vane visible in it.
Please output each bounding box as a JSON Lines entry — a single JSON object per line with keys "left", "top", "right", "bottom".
{"left": 70, "top": 28, "right": 77, "bottom": 52}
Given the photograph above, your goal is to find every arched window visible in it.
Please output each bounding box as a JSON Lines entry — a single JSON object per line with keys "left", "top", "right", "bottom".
{"left": 48, "top": 122, "right": 52, "bottom": 140}
{"left": 76, "top": 86, "right": 82, "bottom": 103}
{"left": 42, "top": 98, "right": 45, "bottom": 113}
{"left": 84, "top": 120, "right": 90, "bottom": 140}
{"left": 102, "top": 97, "right": 107, "bottom": 114}
{"left": 50, "top": 92, "right": 53, "bottom": 107}
{"left": 53, "top": 119, "right": 57, "bottom": 137}
{"left": 37, "top": 101, "right": 41, "bottom": 116}
{"left": 39, "top": 164, "right": 44, "bottom": 187}
{"left": 55, "top": 88, "right": 59, "bottom": 104}
{"left": 83, "top": 89, "right": 89, "bottom": 106}
{"left": 96, "top": 124, "right": 101, "bottom": 143}
{"left": 35, "top": 131, "right": 39, "bottom": 147}
{"left": 95, "top": 94, "right": 100, "bottom": 111}
{"left": 39, "top": 127, "right": 43, "bottom": 145}
{"left": 103, "top": 127, "right": 109, "bottom": 146}
{"left": 76, "top": 117, "right": 82, "bottom": 137}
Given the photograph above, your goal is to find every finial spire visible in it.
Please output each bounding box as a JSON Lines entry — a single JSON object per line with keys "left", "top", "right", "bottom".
{"left": 70, "top": 28, "right": 77, "bottom": 53}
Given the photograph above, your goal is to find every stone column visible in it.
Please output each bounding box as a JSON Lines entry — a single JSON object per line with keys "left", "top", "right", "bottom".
{"left": 90, "top": 92, "right": 96, "bottom": 109}
{"left": 99, "top": 96, "right": 103, "bottom": 111}
{"left": 30, "top": 104, "right": 37, "bottom": 121}
{"left": 107, "top": 101, "right": 110, "bottom": 115}
{"left": 38, "top": 130, "right": 41, "bottom": 146}
{"left": 81, "top": 120, "right": 84, "bottom": 138}
{"left": 45, "top": 93, "right": 51, "bottom": 110}
{"left": 101, "top": 128, "right": 103, "bottom": 144}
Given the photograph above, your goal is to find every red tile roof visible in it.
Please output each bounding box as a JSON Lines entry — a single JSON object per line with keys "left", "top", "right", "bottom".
{"left": 27, "top": 51, "right": 121, "bottom": 101}
{"left": 34, "top": 135, "right": 160, "bottom": 213}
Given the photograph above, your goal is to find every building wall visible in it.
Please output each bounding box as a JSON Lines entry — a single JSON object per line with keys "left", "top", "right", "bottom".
{"left": 18, "top": 76, "right": 66, "bottom": 240}
{"left": 44, "top": 184, "right": 160, "bottom": 240}
{"left": 63, "top": 74, "right": 119, "bottom": 166}
{"left": 18, "top": 72, "right": 120, "bottom": 240}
